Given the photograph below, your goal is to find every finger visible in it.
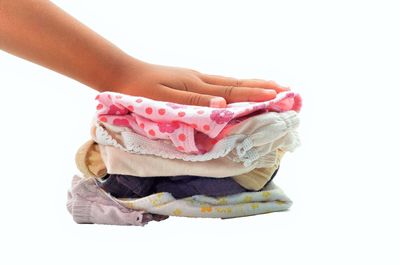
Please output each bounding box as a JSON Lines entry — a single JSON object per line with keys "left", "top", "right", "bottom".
{"left": 158, "top": 85, "right": 227, "bottom": 107}
{"left": 200, "top": 74, "right": 289, "bottom": 92}
{"left": 190, "top": 83, "right": 277, "bottom": 103}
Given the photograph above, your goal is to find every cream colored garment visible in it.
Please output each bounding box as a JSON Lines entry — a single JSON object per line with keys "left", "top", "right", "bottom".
{"left": 233, "top": 149, "right": 284, "bottom": 191}
{"left": 75, "top": 140, "right": 107, "bottom": 178}
{"left": 99, "top": 143, "right": 286, "bottom": 190}
{"left": 76, "top": 140, "right": 284, "bottom": 191}
{"left": 97, "top": 135, "right": 293, "bottom": 178}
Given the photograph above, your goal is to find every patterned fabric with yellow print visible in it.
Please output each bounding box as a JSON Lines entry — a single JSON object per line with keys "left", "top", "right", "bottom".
{"left": 103, "top": 181, "right": 292, "bottom": 218}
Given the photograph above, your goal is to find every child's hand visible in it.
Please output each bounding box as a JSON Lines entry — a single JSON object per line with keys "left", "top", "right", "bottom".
{"left": 113, "top": 63, "right": 289, "bottom": 108}
{"left": 0, "top": 0, "right": 289, "bottom": 108}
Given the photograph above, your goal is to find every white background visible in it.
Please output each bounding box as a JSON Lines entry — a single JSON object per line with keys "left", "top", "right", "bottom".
{"left": 1, "top": 0, "right": 399, "bottom": 264}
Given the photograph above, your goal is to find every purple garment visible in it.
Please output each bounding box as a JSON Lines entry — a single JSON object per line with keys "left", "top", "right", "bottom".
{"left": 67, "top": 175, "right": 168, "bottom": 226}
{"left": 99, "top": 174, "right": 247, "bottom": 199}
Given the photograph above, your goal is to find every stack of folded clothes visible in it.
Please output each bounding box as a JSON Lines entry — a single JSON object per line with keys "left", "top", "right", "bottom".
{"left": 67, "top": 90, "right": 302, "bottom": 226}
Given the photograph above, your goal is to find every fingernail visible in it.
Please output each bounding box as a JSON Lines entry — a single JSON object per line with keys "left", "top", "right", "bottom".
{"left": 280, "top": 86, "right": 290, "bottom": 91}
{"left": 209, "top": 97, "right": 226, "bottom": 108}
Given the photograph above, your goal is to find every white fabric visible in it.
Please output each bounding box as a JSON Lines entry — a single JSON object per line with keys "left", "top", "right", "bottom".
{"left": 93, "top": 110, "right": 300, "bottom": 166}
{"left": 99, "top": 132, "right": 297, "bottom": 177}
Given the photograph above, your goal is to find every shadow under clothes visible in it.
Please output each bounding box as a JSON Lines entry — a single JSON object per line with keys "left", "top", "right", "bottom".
{"left": 99, "top": 170, "right": 278, "bottom": 199}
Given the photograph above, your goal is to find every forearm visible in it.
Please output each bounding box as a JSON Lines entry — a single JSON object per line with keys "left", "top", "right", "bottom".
{"left": 0, "top": 0, "right": 141, "bottom": 91}
{"left": 0, "top": 0, "right": 285, "bottom": 106}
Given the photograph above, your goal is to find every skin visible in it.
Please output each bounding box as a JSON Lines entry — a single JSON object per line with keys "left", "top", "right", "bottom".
{"left": 0, "top": 0, "right": 289, "bottom": 107}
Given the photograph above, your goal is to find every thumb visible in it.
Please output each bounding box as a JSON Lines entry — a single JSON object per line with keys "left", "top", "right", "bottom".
{"left": 163, "top": 86, "right": 227, "bottom": 107}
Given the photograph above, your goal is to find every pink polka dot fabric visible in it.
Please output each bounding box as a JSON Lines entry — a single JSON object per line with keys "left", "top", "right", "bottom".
{"left": 95, "top": 91, "right": 302, "bottom": 154}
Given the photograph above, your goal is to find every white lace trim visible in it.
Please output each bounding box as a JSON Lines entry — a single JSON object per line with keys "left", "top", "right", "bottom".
{"left": 94, "top": 121, "right": 300, "bottom": 166}
{"left": 95, "top": 122, "right": 243, "bottom": 161}
{"left": 228, "top": 130, "right": 301, "bottom": 167}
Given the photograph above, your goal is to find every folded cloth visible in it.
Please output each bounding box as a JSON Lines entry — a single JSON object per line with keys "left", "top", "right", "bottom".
{"left": 99, "top": 174, "right": 248, "bottom": 199}
{"left": 75, "top": 140, "right": 284, "bottom": 190}
{"left": 155, "top": 175, "right": 247, "bottom": 199}
{"left": 92, "top": 110, "right": 299, "bottom": 165}
{"left": 105, "top": 181, "right": 292, "bottom": 218}
{"left": 233, "top": 149, "right": 284, "bottom": 191}
{"left": 75, "top": 140, "right": 107, "bottom": 178}
{"left": 99, "top": 174, "right": 155, "bottom": 198}
{"left": 94, "top": 91, "right": 301, "bottom": 154}
{"left": 99, "top": 141, "right": 288, "bottom": 179}
{"left": 67, "top": 175, "right": 168, "bottom": 226}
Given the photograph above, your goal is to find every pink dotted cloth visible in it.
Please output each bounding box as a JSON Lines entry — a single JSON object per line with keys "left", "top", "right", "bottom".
{"left": 95, "top": 91, "right": 302, "bottom": 154}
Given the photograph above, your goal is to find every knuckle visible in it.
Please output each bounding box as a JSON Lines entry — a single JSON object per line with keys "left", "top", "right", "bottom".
{"left": 224, "top": 86, "right": 235, "bottom": 100}
{"left": 235, "top": 79, "right": 243, "bottom": 87}
{"left": 179, "top": 80, "right": 189, "bottom": 92}
{"left": 188, "top": 93, "right": 202, "bottom": 106}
